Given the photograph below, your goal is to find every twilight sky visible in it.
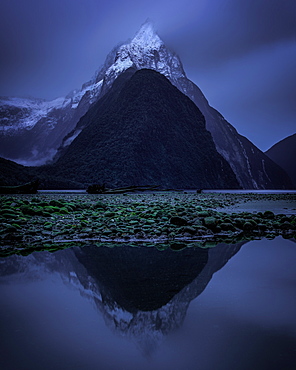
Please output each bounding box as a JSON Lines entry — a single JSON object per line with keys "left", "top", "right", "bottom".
{"left": 0, "top": 0, "right": 295, "bottom": 151}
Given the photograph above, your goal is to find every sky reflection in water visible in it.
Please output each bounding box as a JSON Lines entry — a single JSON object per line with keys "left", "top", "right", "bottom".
{"left": 0, "top": 237, "right": 295, "bottom": 370}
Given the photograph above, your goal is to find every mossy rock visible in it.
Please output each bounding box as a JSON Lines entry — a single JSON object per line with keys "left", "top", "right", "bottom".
{"left": 49, "top": 200, "right": 65, "bottom": 208}
{"left": 34, "top": 208, "right": 44, "bottom": 216}
{"left": 257, "top": 223, "right": 268, "bottom": 231}
{"left": 280, "top": 216, "right": 292, "bottom": 223}
{"left": 63, "top": 224, "right": 74, "bottom": 229}
{"left": 203, "top": 217, "right": 217, "bottom": 229}
{"left": 1, "top": 212, "right": 18, "bottom": 219}
{"left": 105, "top": 211, "right": 116, "bottom": 217}
{"left": 191, "top": 217, "right": 203, "bottom": 226}
{"left": 272, "top": 222, "right": 281, "bottom": 229}
{"left": 94, "top": 201, "right": 107, "bottom": 210}
{"left": 243, "top": 222, "right": 254, "bottom": 231}
{"left": 20, "top": 206, "right": 37, "bottom": 216}
{"left": 170, "top": 242, "right": 187, "bottom": 251}
{"left": 156, "top": 244, "right": 169, "bottom": 251}
{"left": 11, "top": 218, "right": 27, "bottom": 225}
{"left": 195, "top": 206, "right": 203, "bottom": 212}
{"left": 64, "top": 203, "right": 75, "bottom": 211}
{"left": 59, "top": 207, "right": 69, "bottom": 214}
{"left": 280, "top": 222, "right": 293, "bottom": 230}
{"left": 245, "top": 219, "right": 258, "bottom": 228}
{"left": 233, "top": 218, "right": 245, "bottom": 228}
{"left": 145, "top": 219, "right": 155, "bottom": 224}
{"left": 197, "top": 211, "right": 210, "bottom": 218}
{"left": 170, "top": 216, "right": 188, "bottom": 226}
{"left": 102, "top": 229, "right": 113, "bottom": 235}
{"left": 0, "top": 208, "right": 17, "bottom": 214}
{"left": 44, "top": 223, "right": 53, "bottom": 230}
{"left": 41, "top": 211, "right": 52, "bottom": 218}
{"left": 263, "top": 211, "right": 275, "bottom": 219}
{"left": 182, "top": 226, "right": 197, "bottom": 235}
{"left": 215, "top": 225, "right": 222, "bottom": 233}
{"left": 43, "top": 206, "right": 60, "bottom": 213}
{"left": 220, "top": 223, "right": 236, "bottom": 231}
{"left": 266, "top": 233, "right": 275, "bottom": 239}
{"left": 222, "top": 217, "right": 233, "bottom": 224}
{"left": 81, "top": 227, "right": 93, "bottom": 233}
{"left": 2, "top": 225, "right": 18, "bottom": 233}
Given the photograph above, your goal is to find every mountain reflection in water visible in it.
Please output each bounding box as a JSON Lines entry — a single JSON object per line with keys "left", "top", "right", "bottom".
{"left": 0, "top": 242, "right": 244, "bottom": 355}
{"left": 1, "top": 238, "right": 295, "bottom": 370}
{"left": 73, "top": 242, "right": 244, "bottom": 354}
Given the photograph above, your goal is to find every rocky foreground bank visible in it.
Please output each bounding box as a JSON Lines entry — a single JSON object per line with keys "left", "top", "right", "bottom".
{"left": 0, "top": 192, "right": 295, "bottom": 257}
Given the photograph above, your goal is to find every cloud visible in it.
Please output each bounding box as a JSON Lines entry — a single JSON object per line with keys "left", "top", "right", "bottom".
{"left": 164, "top": 0, "right": 295, "bottom": 70}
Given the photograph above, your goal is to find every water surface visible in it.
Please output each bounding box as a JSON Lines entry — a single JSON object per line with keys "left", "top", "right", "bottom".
{"left": 0, "top": 237, "right": 295, "bottom": 370}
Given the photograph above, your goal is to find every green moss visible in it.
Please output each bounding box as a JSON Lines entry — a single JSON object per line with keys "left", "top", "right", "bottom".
{"left": 59, "top": 207, "right": 69, "bottom": 214}
{"left": 1, "top": 212, "right": 18, "bottom": 219}
{"left": 43, "top": 206, "right": 60, "bottom": 213}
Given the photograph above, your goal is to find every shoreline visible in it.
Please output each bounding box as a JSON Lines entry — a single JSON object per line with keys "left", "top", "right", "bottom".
{"left": 1, "top": 192, "right": 295, "bottom": 257}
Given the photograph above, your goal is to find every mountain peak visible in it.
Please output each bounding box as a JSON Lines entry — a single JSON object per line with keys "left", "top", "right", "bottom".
{"left": 100, "top": 19, "right": 185, "bottom": 92}
{"left": 131, "top": 20, "right": 162, "bottom": 47}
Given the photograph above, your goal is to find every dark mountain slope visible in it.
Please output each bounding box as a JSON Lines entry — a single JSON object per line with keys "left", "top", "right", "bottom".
{"left": 176, "top": 79, "right": 294, "bottom": 189}
{"left": 52, "top": 67, "right": 138, "bottom": 162}
{"left": 0, "top": 157, "right": 37, "bottom": 186}
{"left": 265, "top": 133, "right": 296, "bottom": 187}
{"left": 51, "top": 69, "right": 239, "bottom": 189}
{"left": 0, "top": 157, "right": 83, "bottom": 189}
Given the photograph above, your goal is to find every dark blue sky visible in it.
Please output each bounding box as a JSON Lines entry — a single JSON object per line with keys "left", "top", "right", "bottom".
{"left": 0, "top": 0, "right": 295, "bottom": 151}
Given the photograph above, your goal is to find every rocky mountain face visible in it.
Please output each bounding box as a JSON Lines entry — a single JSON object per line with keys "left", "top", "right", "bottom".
{"left": 0, "top": 21, "right": 292, "bottom": 188}
{"left": 265, "top": 133, "right": 296, "bottom": 188}
{"left": 49, "top": 69, "right": 239, "bottom": 189}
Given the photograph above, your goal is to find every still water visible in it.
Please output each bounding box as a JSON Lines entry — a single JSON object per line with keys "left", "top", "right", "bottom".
{"left": 0, "top": 237, "right": 295, "bottom": 370}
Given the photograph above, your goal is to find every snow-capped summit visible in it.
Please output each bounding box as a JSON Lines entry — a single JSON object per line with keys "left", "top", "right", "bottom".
{"left": 101, "top": 20, "right": 185, "bottom": 91}
{"left": 131, "top": 20, "right": 162, "bottom": 47}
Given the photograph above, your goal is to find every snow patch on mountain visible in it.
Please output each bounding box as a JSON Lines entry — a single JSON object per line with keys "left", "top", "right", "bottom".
{"left": 0, "top": 96, "right": 70, "bottom": 131}
{"left": 0, "top": 79, "right": 103, "bottom": 133}
{"left": 69, "top": 80, "right": 103, "bottom": 109}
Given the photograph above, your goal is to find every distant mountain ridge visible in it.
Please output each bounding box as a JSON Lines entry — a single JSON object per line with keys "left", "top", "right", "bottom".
{"left": 265, "top": 133, "right": 296, "bottom": 187}
{"left": 0, "top": 81, "right": 102, "bottom": 166}
{"left": 0, "top": 21, "right": 293, "bottom": 189}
